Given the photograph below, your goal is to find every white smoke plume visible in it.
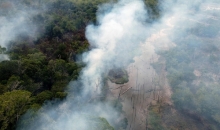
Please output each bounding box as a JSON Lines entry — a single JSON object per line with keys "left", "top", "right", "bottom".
{"left": 82, "top": 0, "right": 148, "bottom": 95}
{"left": 0, "top": 54, "right": 9, "bottom": 62}
{"left": 0, "top": 1, "right": 40, "bottom": 61}
{"left": 18, "top": 0, "right": 149, "bottom": 129}
{"left": 18, "top": 0, "right": 220, "bottom": 129}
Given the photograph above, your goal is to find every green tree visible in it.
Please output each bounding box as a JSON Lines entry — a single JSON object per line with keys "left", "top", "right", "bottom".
{"left": 0, "top": 61, "right": 19, "bottom": 83}
{"left": 0, "top": 46, "right": 6, "bottom": 54}
{"left": 7, "top": 75, "right": 23, "bottom": 91}
{"left": 0, "top": 84, "right": 7, "bottom": 95}
{"left": 0, "top": 90, "right": 31, "bottom": 130}
{"left": 34, "top": 90, "right": 53, "bottom": 105}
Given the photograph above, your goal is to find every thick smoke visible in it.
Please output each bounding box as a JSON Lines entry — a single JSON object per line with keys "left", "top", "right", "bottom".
{"left": 0, "top": 1, "right": 40, "bottom": 61}
{"left": 82, "top": 0, "right": 148, "bottom": 95}
{"left": 18, "top": 0, "right": 220, "bottom": 129}
{"left": 18, "top": 0, "right": 149, "bottom": 129}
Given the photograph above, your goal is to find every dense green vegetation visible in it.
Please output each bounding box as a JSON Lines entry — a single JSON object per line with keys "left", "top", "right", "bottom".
{"left": 0, "top": 0, "right": 109, "bottom": 129}
{"left": 0, "top": 0, "right": 160, "bottom": 129}
{"left": 0, "top": 90, "right": 31, "bottom": 130}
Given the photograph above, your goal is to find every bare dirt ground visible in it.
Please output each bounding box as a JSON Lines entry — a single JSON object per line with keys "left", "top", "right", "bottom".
{"left": 106, "top": 4, "right": 220, "bottom": 130}
{"left": 107, "top": 47, "right": 173, "bottom": 130}
{"left": 106, "top": 15, "right": 178, "bottom": 130}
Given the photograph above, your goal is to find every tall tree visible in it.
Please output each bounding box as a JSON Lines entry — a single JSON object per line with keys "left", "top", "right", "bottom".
{"left": 0, "top": 90, "right": 31, "bottom": 130}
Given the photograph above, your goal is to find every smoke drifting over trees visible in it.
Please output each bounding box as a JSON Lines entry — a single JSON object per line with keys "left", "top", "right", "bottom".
{"left": 17, "top": 0, "right": 150, "bottom": 129}
{"left": 0, "top": 0, "right": 43, "bottom": 62}
{"left": 0, "top": 1, "right": 38, "bottom": 47}
{"left": 0, "top": 0, "right": 220, "bottom": 129}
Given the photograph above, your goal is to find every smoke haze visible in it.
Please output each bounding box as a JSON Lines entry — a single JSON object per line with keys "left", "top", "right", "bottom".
{"left": 0, "top": 1, "right": 41, "bottom": 61}
{"left": 18, "top": 0, "right": 149, "bottom": 129}
{"left": 18, "top": 0, "right": 220, "bottom": 129}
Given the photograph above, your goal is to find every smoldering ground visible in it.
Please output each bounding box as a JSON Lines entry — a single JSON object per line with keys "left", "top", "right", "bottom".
{"left": 17, "top": 0, "right": 220, "bottom": 129}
